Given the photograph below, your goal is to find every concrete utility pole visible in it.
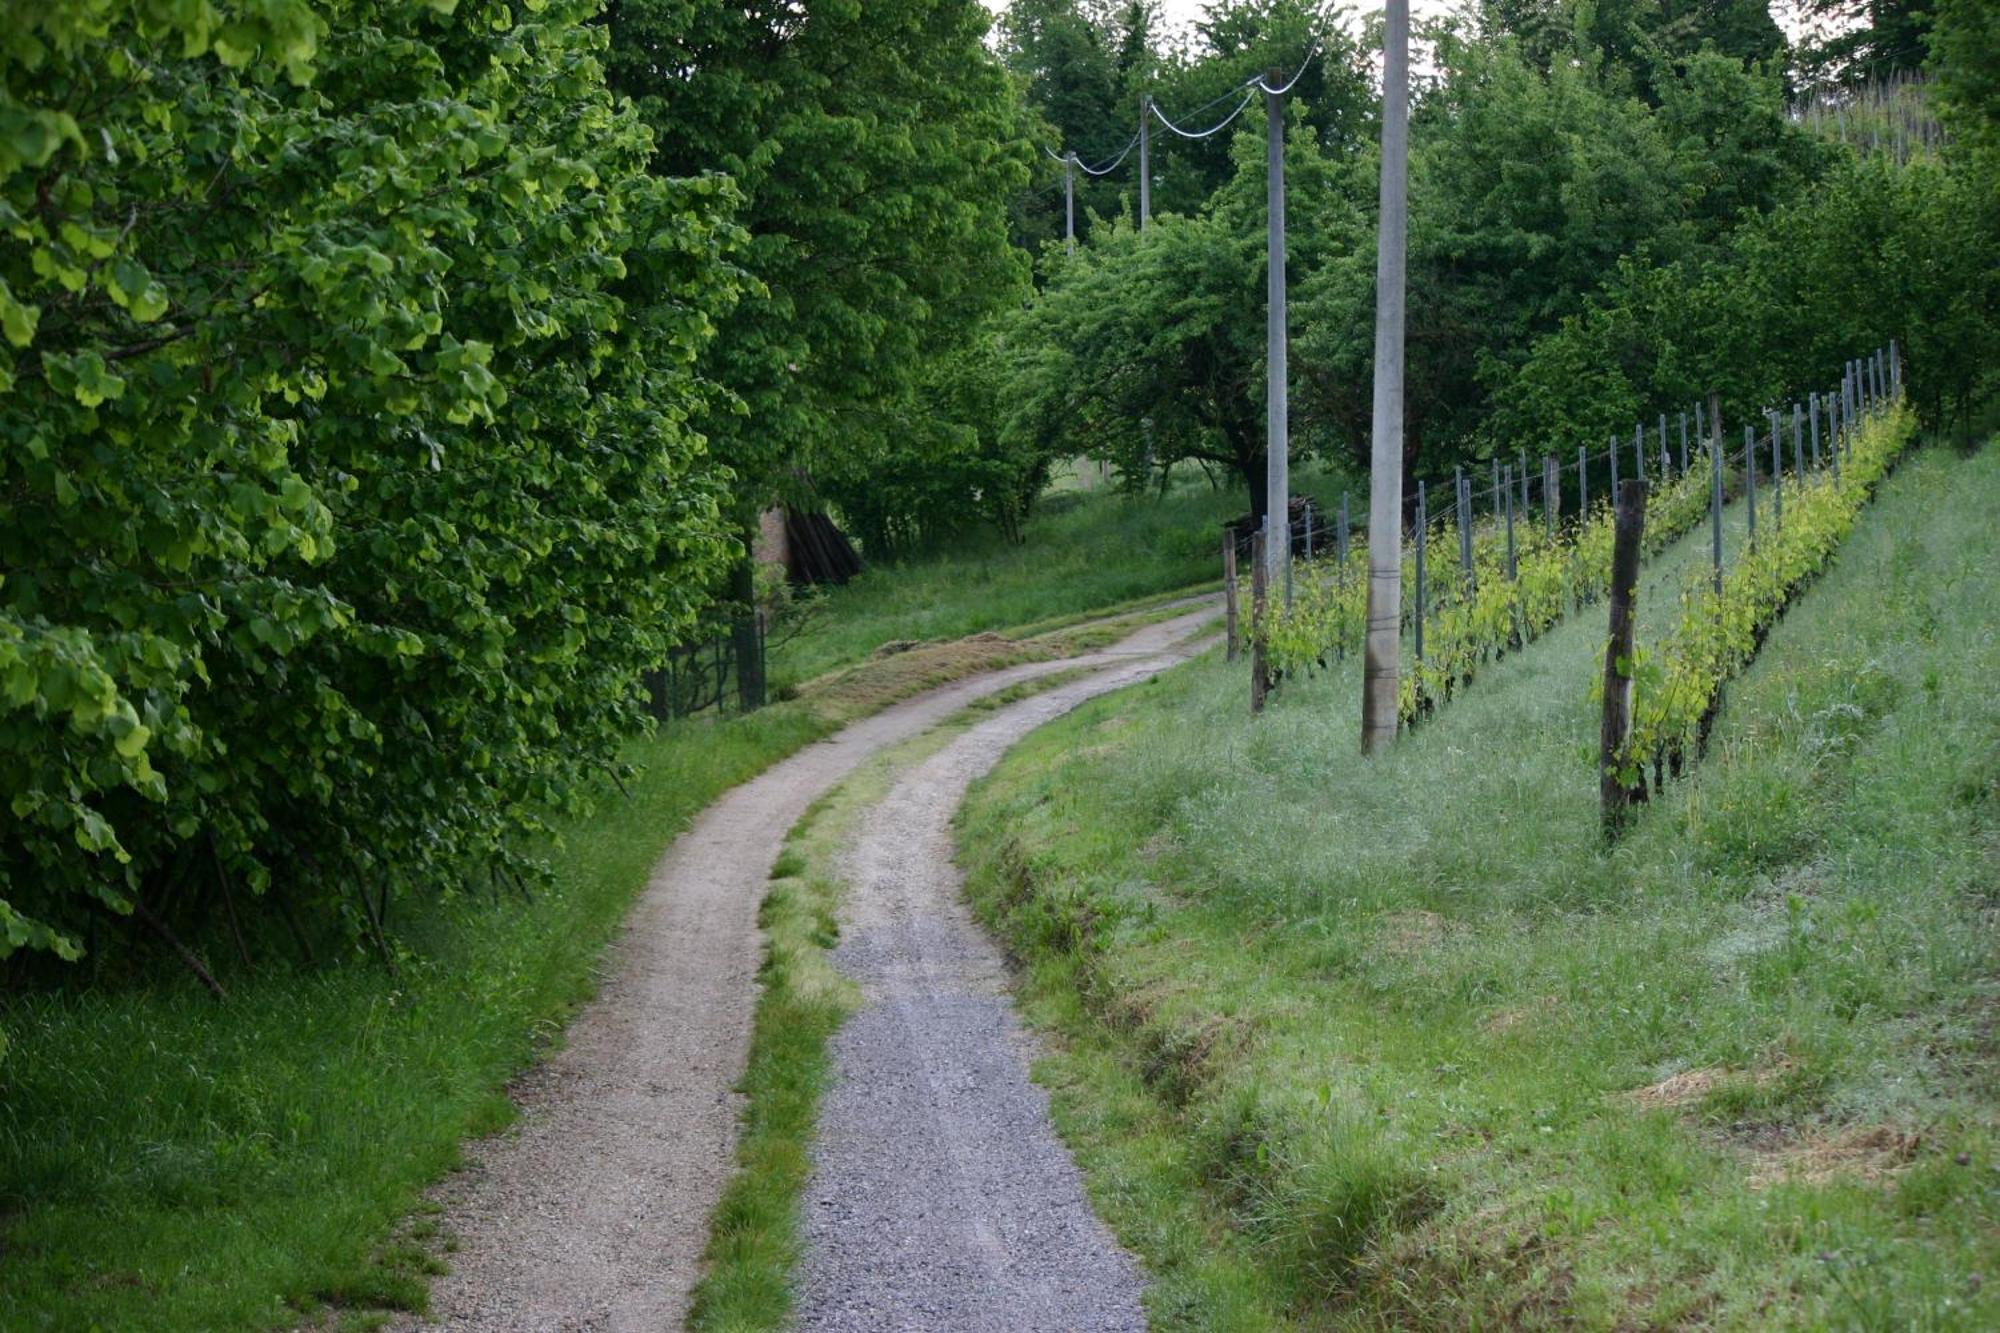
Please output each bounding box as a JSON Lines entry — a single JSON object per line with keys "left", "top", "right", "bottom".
{"left": 1064, "top": 152, "right": 1076, "bottom": 254}
{"left": 1264, "top": 71, "right": 1289, "bottom": 592}
{"left": 1139, "top": 94, "right": 1152, "bottom": 230}
{"left": 1362, "top": 0, "right": 1409, "bottom": 755}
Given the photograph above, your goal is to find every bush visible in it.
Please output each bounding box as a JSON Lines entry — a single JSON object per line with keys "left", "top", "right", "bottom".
{"left": 0, "top": 1, "right": 743, "bottom": 973}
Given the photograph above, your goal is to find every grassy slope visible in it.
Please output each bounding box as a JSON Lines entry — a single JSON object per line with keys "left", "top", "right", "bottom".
{"left": 0, "top": 481, "right": 1235, "bottom": 1332}
{"left": 772, "top": 469, "right": 1262, "bottom": 688}
{"left": 959, "top": 441, "right": 1999, "bottom": 1330}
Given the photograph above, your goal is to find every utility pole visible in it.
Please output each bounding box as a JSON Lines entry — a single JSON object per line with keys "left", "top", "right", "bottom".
{"left": 1064, "top": 152, "right": 1076, "bottom": 255}
{"left": 1362, "top": 0, "right": 1409, "bottom": 755}
{"left": 1264, "top": 70, "right": 1289, "bottom": 591}
{"left": 1139, "top": 94, "right": 1151, "bottom": 230}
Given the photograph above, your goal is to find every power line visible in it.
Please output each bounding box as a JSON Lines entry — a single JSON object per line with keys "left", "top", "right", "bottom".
{"left": 1150, "top": 90, "right": 1256, "bottom": 140}
{"left": 1076, "top": 134, "right": 1140, "bottom": 176}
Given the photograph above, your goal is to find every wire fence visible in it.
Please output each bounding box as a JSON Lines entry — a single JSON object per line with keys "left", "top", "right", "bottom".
{"left": 643, "top": 611, "right": 768, "bottom": 721}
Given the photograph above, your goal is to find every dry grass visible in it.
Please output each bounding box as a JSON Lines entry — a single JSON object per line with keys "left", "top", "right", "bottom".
{"left": 1746, "top": 1124, "right": 1922, "bottom": 1191}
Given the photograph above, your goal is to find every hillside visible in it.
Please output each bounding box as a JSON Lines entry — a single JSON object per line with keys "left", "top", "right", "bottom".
{"left": 958, "top": 439, "right": 1999, "bottom": 1328}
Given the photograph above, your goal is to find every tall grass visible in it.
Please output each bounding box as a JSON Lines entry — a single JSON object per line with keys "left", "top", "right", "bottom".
{"left": 961, "top": 441, "right": 2000, "bottom": 1328}
{"left": 775, "top": 466, "right": 1347, "bottom": 687}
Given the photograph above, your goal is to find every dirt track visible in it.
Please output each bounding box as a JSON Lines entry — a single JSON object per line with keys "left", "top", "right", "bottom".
{"left": 795, "top": 634, "right": 1217, "bottom": 1331}
{"left": 410, "top": 606, "right": 1214, "bottom": 1331}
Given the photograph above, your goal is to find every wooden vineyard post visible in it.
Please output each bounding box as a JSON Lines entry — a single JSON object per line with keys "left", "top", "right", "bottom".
{"left": 1336, "top": 492, "right": 1350, "bottom": 661}
{"left": 1709, "top": 420, "right": 1724, "bottom": 596}
{"left": 1415, "top": 483, "right": 1427, "bottom": 664}
{"left": 1634, "top": 423, "right": 1645, "bottom": 484}
{"left": 1744, "top": 424, "right": 1758, "bottom": 548}
{"left": 1518, "top": 451, "right": 1529, "bottom": 513}
{"left": 1503, "top": 465, "right": 1517, "bottom": 579}
{"left": 1810, "top": 392, "right": 1822, "bottom": 469}
{"left": 1223, "top": 527, "right": 1240, "bottom": 662}
{"left": 1678, "top": 411, "right": 1689, "bottom": 474}
{"left": 1658, "top": 413, "right": 1669, "bottom": 478}
{"left": 1769, "top": 409, "right": 1783, "bottom": 531}
{"left": 1707, "top": 390, "right": 1724, "bottom": 457}
{"left": 1456, "top": 467, "right": 1474, "bottom": 593}
{"left": 1577, "top": 444, "right": 1587, "bottom": 518}
{"left": 1831, "top": 389, "right": 1843, "bottom": 483}
{"left": 1610, "top": 433, "right": 1620, "bottom": 494}
{"left": 1600, "top": 479, "right": 1648, "bottom": 835}
{"left": 1250, "top": 525, "right": 1268, "bottom": 715}
{"left": 1544, "top": 454, "right": 1560, "bottom": 536}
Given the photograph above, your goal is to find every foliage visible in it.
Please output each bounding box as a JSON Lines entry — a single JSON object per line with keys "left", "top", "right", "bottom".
{"left": 1616, "top": 401, "right": 1917, "bottom": 789}
{"left": 1260, "top": 456, "right": 1715, "bottom": 722}
{"left": 608, "top": 0, "right": 1035, "bottom": 520}
{"left": 815, "top": 323, "right": 1055, "bottom": 559}
{"left": 1795, "top": 0, "right": 1936, "bottom": 89}
{"left": 1928, "top": 0, "right": 2000, "bottom": 166}
{"left": 1001, "top": 107, "right": 1355, "bottom": 527}
{"left": 1496, "top": 156, "right": 2000, "bottom": 451}
{"left": 1296, "top": 35, "right": 1820, "bottom": 481}
{"left": 0, "top": 1, "right": 743, "bottom": 968}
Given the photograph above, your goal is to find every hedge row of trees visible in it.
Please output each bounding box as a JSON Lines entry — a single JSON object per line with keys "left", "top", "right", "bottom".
{"left": 0, "top": 0, "right": 1030, "bottom": 978}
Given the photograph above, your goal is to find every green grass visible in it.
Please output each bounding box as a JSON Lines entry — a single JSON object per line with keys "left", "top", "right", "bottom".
{"left": 958, "top": 440, "right": 2000, "bottom": 1329}
{"left": 0, "top": 704, "right": 826, "bottom": 1332}
{"left": 775, "top": 469, "right": 1262, "bottom": 687}
{"left": 684, "top": 788, "right": 861, "bottom": 1333}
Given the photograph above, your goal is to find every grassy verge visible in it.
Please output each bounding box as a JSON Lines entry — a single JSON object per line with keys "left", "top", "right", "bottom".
{"left": 0, "top": 584, "right": 1206, "bottom": 1332}
{"left": 0, "top": 706, "right": 824, "bottom": 1333}
{"left": 958, "top": 440, "right": 1999, "bottom": 1329}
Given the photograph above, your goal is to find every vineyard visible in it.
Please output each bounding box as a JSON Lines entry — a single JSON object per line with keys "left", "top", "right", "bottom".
{"left": 1616, "top": 403, "right": 1916, "bottom": 796}
{"left": 1248, "top": 349, "right": 1906, "bottom": 757}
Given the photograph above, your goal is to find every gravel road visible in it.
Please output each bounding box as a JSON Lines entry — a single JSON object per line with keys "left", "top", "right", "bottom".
{"left": 795, "top": 628, "right": 1215, "bottom": 1332}
{"left": 405, "top": 605, "right": 1214, "bottom": 1332}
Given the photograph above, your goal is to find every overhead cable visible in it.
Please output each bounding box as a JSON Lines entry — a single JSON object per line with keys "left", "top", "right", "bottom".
{"left": 1077, "top": 134, "right": 1141, "bottom": 176}
{"left": 1150, "top": 89, "right": 1257, "bottom": 140}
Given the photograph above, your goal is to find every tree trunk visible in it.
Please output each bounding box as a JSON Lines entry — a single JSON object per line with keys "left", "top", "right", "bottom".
{"left": 1600, "top": 479, "right": 1648, "bottom": 835}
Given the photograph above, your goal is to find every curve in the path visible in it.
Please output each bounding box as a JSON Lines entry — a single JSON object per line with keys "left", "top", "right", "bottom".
{"left": 408, "top": 606, "right": 1216, "bottom": 1333}
{"left": 796, "top": 631, "right": 1216, "bottom": 1333}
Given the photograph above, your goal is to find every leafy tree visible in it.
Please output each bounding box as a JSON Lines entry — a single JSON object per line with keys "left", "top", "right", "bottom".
{"left": 1928, "top": 0, "right": 2000, "bottom": 163}
{"left": 1298, "top": 36, "right": 1689, "bottom": 478}
{"left": 1796, "top": 0, "right": 1936, "bottom": 88}
{"left": 1297, "top": 31, "right": 1818, "bottom": 482}
{"left": 817, "top": 327, "right": 1057, "bottom": 555}
{"left": 608, "top": 0, "right": 1036, "bottom": 527}
{"left": 1493, "top": 156, "right": 1999, "bottom": 449}
{"left": 1479, "top": 0, "right": 1785, "bottom": 92}
{"left": 1000, "top": 107, "right": 1355, "bottom": 527}
{"left": 1, "top": 0, "right": 742, "bottom": 970}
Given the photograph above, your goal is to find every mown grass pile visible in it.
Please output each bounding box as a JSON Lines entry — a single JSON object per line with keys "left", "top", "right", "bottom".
{"left": 960, "top": 440, "right": 1998, "bottom": 1329}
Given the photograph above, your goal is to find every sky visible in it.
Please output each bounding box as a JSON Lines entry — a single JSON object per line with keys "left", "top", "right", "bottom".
{"left": 981, "top": 2, "right": 1825, "bottom": 54}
